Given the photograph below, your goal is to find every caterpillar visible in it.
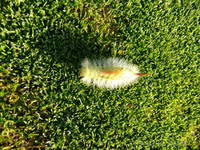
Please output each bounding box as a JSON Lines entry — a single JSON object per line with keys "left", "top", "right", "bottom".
{"left": 80, "top": 57, "right": 148, "bottom": 89}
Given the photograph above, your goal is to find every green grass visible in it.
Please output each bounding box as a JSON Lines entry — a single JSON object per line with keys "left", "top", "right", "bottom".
{"left": 1, "top": 0, "right": 199, "bottom": 149}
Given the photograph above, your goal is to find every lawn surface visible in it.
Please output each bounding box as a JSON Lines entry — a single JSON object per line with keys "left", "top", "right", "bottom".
{"left": 1, "top": 0, "right": 199, "bottom": 149}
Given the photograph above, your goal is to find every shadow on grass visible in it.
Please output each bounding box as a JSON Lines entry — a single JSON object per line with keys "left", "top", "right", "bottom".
{"left": 29, "top": 17, "right": 113, "bottom": 99}
{"left": 35, "top": 24, "right": 111, "bottom": 75}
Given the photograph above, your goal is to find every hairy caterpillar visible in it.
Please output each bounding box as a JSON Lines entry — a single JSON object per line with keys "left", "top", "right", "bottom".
{"left": 80, "top": 58, "right": 148, "bottom": 89}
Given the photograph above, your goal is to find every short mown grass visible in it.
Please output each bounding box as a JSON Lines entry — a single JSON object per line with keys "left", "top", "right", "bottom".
{"left": 1, "top": 0, "right": 199, "bottom": 149}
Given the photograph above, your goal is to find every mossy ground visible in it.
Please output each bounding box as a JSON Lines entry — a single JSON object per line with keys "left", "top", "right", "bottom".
{"left": 1, "top": 0, "right": 199, "bottom": 149}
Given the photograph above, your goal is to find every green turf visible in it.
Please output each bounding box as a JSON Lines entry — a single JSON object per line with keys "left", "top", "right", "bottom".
{"left": 1, "top": 0, "right": 199, "bottom": 149}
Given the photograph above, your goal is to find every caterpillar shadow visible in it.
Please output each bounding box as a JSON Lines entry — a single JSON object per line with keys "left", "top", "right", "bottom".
{"left": 36, "top": 27, "right": 111, "bottom": 73}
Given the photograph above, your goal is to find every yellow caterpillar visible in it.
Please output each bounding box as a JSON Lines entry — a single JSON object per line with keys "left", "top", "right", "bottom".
{"left": 80, "top": 58, "right": 148, "bottom": 89}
